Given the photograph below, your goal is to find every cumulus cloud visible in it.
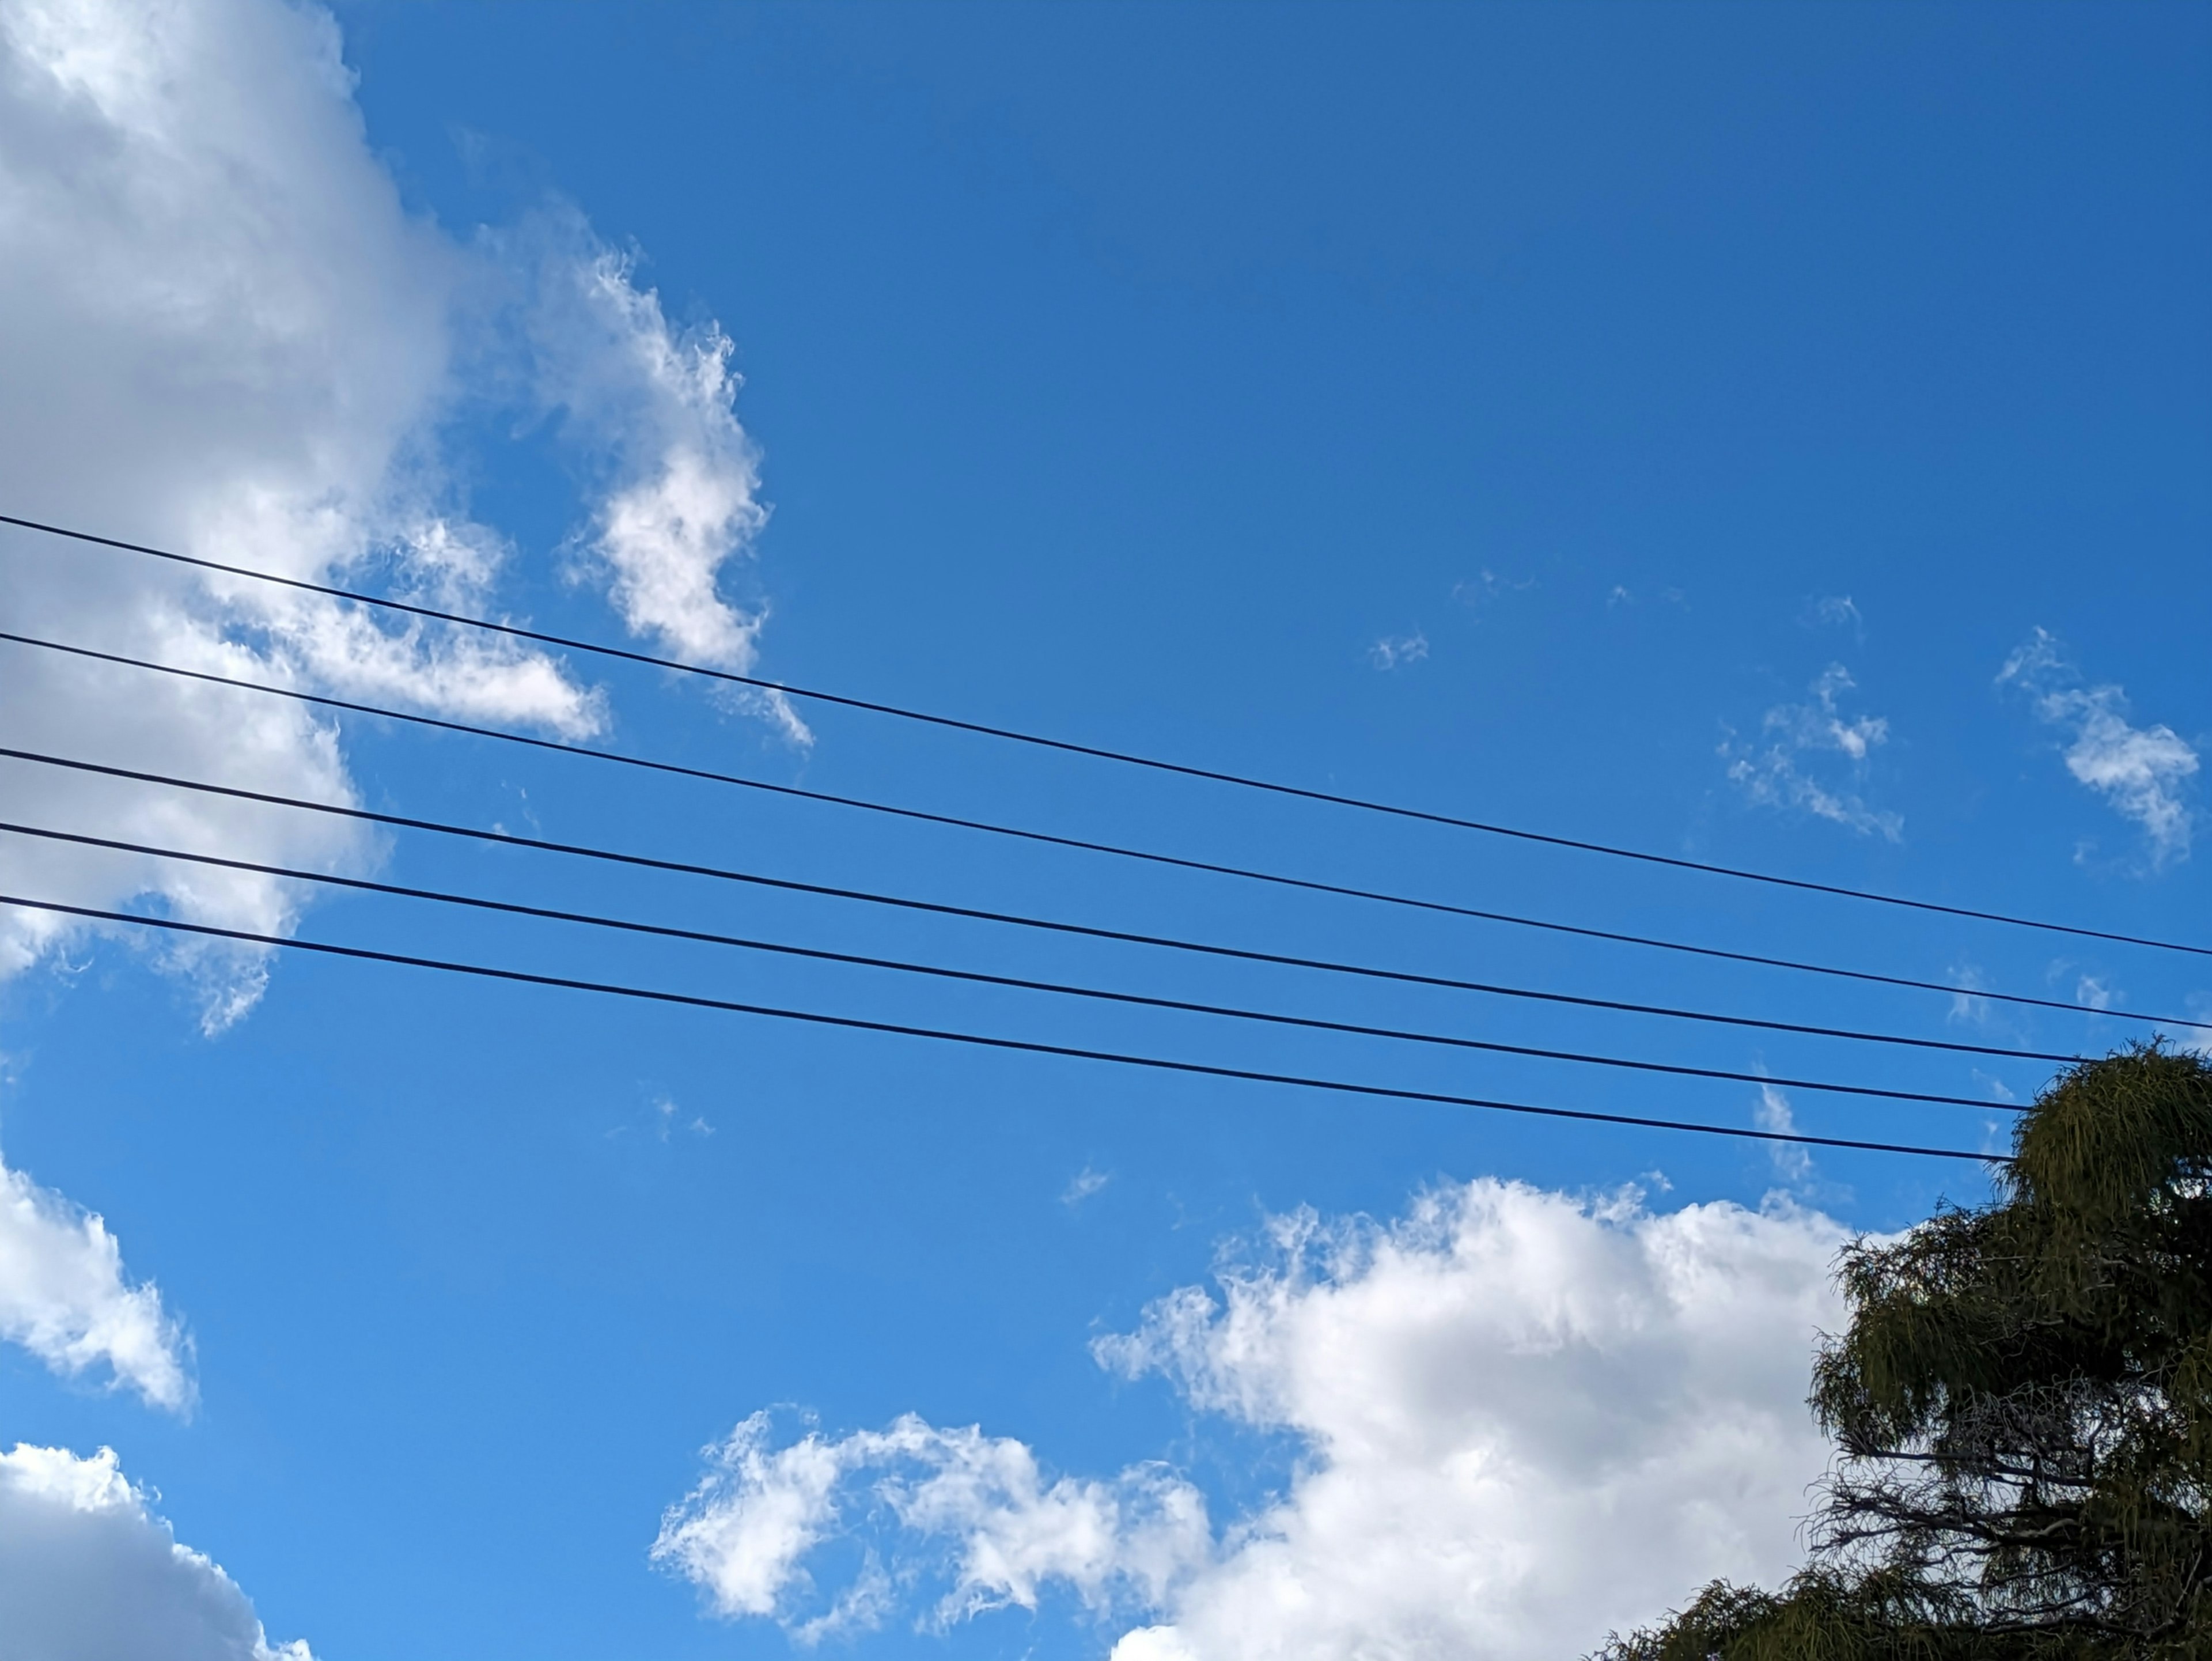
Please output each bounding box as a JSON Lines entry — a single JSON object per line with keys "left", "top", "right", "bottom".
{"left": 0, "top": 1442, "right": 311, "bottom": 1660}
{"left": 1999, "top": 629, "right": 2198, "bottom": 867}
{"left": 0, "top": 0, "right": 789, "bottom": 1023}
{"left": 662, "top": 1178, "right": 1853, "bottom": 1659}
{"left": 1722, "top": 664, "right": 1902, "bottom": 840}
{"left": 0, "top": 1151, "right": 190, "bottom": 1412}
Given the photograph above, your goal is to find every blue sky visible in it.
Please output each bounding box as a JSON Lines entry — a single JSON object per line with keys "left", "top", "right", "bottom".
{"left": 0, "top": 3, "right": 2206, "bottom": 1658}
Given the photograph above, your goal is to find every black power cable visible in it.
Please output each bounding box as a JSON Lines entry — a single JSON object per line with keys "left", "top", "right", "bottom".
{"left": 0, "top": 818, "right": 2021, "bottom": 1113}
{"left": 5, "top": 627, "right": 2196, "bottom": 1035}
{"left": 0, "top": 742, "right": 2086, "bottom": 1066}
{"left": 0, "top": 890, "right": 2008, "bottom": 1164}
{"left": 5, "top": 509, "right": 2204, "bottom": 961}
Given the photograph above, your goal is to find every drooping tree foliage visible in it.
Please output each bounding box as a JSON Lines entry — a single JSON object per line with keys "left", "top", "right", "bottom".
{"left": 1597, "top": 1044, "right": 2212, "bottom": 1660}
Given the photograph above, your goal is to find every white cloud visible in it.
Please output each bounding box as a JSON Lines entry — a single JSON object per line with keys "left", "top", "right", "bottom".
{"left": 1999, "top": 629, "right": 2198, "bottom": 867}
{"left": 1946, "top": 963, "right": 1992, "bottom": 1026}
{"left": 1722, "top": 664, "right": 1902, "bottom": 840}
{"left": 0, "top": 1442, "right": 311, "bottom": 1660}
{"left": 652, "top": 1411, "right": 1210, "bottom": 1641}
{"left": 1452, "top": 569, "right": 1535, "bottom": 611}
{"left": 2173, "top": 997, "right": 2212, "bottom": 1060}
{"left": 1752, "top": 1084, "right": 1813, "bottom": 1183}
{"left": 1062, "top": 1165, "right": 1111, "bottom": 1205}
{"left": 1095, "top": 1182, "right": 1847, "bottom": 1661}
{"left": 0, "top": 0, "right": 789, "bottom": 1022}
{"left": 664, "top": 1179, "right": 1853, "bottom": 1660}
{"left": 519, "top": 236, "right": 772, "bottom": 659}
{"left": 2075, "top": 975, "right": 2116, "bottom": 1012}
{"left": 0, "top": 1151, "right": 190, "bottom": 1412}
{"left": 1802, "top": 595, "right": 1861, "bottom": 633}
{"left": 1971, "top": 1069, "right": 2018, "bottom": 1104}
{"left": 1368, "top": 632, "right": 1428, "bottom": 671}
{"left": 1604, "top": 584, "right": 1684, "bottom": 610}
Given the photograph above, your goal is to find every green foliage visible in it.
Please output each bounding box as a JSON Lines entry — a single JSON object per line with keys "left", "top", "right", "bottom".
{"left": 1596, "top": 1045, "right": 2212, "bottom": 1660}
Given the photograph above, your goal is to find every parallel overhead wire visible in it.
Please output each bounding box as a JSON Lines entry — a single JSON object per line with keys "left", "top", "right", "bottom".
{"left": 3, "top": 627, "right": 2197, "bottom": 1034}
{"left": 5, "top": 509, "right": 2205, "bottom": 961}
{"left": 0, "top": 743, "right": 2087, "bottom": 1066}
{"left": 0, "top": 891, "right": 2008, "bottom": 1164}
{"left": 0, "top": 817, "right": 2022, "bottom": 1113}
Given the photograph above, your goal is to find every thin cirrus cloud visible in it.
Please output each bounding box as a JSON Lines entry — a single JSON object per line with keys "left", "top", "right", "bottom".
{"left": 0, "top": 1443, "right": 311, "bottom": 1660}
{"left": 0, "top": 0, "right": 791, "bottom": 1027}
{"left": 657, "top": 1178, "right": 1852, "bottom": 1659}
{"left": 0, "top": 1152, "right": 191, "bottom": 1414}
{"left": 1721, "top": 664, "right": 1902, "bottom": 841}
{"left": 1999, "top": 628, "right": 2199, "bottom": 868}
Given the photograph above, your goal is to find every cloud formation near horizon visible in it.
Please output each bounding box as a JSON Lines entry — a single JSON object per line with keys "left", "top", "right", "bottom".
{"left": 658, "top": 1178, "right": 1851, "bottom": 1659}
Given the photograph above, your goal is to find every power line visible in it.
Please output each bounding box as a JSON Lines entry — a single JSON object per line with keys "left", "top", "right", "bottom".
{"left": 6, "top": 627, "right": 2195, "bottom": 1035}
{"left": 0, "top": 818, "right": 2021, "bottom": 1113}
{"left": 0, "top": 891, "right": 2009, "bottom": 1164}
{"left": 0, "top": 742, "right": 2087, "bottom": 1065}
{"left": 6, "top": 509, "right": 2204, "bottom": 962}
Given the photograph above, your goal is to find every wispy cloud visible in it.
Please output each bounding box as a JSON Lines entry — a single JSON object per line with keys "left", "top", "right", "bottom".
{"left": 1971, "top": 1070, "right": 2019, "bottom": 1104}
{"left": 653, "top": 1411, "right": 1207, "bottom": 1639}
{"left": 656, "top": 1097, "right": 713, "bottom": 1141}
{"left": 1452, "top": 569, "right": 1535, "bottom": 611}
{"left": 1947, "top": 964, "right": 1993, "bottom": 1026}
{"left": 518, "top": 218, "right": 808, "bottom": 745}
{"left": 607, "top": 1095, "right": 714, "bottom": 1143}
{"left": 1753, "top": 1085, "right": 1813, "bottom": 1183}
{"left": 1999, "top": 629, "right": 2198, "bottom": 867}
{"left": 1802, "top": 595, "right": 1863, "bottom": 636}
{"left": 2173, "top": 997, "right": 2212, "bottom": 1060}
{"left": 1367, "top": 632, "right": 1428, "bottom": 671}
{"left": 1061, "top": 1166, "right": 1111, "bottom": 1206}
{"left": 1722, "top": 665, "right": 1902, "bottom": 840}
{"left": 1607, "top": 583, "right": 1685, "bottom": 610}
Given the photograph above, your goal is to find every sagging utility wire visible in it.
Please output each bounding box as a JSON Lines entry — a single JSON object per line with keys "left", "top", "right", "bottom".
{"left": 5, "top": 508, "right": 2204, "bottom": 961}
{"left": 0, "top": 816, "right": 2024, "bottom": 1113}
{"left": 0, "top": 742, "right": 2088, "bottom": 1066}
{"left": 3, "top": 627, "right": 2198, "bottom": 1035}
{"left": 0, "top": 890, "right": 2008, "bottom": 1164}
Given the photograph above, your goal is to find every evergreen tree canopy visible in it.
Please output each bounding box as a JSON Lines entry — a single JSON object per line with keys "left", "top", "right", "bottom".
{"left": 1597, "top": 1045, "right": 2212, "bottom": 1660}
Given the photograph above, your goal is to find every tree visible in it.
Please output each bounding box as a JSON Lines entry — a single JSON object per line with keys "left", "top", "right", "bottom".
{"left": 1597, "top": 1044, "right": 2212, "bottom": 1660}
